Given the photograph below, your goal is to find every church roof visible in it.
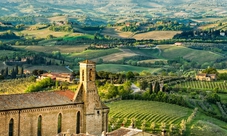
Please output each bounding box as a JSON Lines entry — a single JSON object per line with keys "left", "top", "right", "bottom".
{"left": 0, "top": 90, "right": 79, "bottom": 111}
{"left": 80, "top": 60, "right": 96, "bottom": 64}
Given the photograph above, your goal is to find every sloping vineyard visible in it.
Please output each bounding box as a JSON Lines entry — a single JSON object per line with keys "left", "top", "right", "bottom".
{"left": 175, "top": 81, "right": 227, "bottom": 92}
{"left": 106, "top": 100, "right": 192, "bottom": 130}
{"left": 0, "top": 78, "right": 35, "bottom": 94}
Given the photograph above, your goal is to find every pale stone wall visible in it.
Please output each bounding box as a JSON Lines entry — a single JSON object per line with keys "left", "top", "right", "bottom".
{"left": 0, "top": 111, "right": 19, "bottom": 136}
{"left": 0, "top": 105, "right": 83, "bottom": 136}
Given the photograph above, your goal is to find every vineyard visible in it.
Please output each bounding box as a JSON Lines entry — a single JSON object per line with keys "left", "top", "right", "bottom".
{"left": 175, "top": 81, "right": 227, "bottom": 92}
{"left": 106, "top": 100, "right": 192, "bottom": 131}
{"left": 0, "top": 78, "right": 35, "bottom": 94}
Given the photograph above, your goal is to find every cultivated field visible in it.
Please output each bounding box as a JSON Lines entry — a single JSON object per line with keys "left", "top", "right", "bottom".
{"left": 24, "top": 65, "right": 70, "bottom": 73}
{"left": 96, "top": 64, "right": 161, "bottom": 73}
{"left": 101, "top": 27, "right": 134, "bottom": 38}
{"left": 92, "top": 49, "right": 138, "bottom": 62}
{"left": 69, "top": 49, "right": 121, "bottom": 60}
{"left": 190, "top": 120, "right": 227, "bottom": 136}
{"left": 106, "top": 100, "right": 192, "bottom": 130}
{"left": 13, "top": 45, "right": 89, "bottom": 54}
{"left": 133, "top": 31, "right": 182, "bottom": 40}
{"left": 138, "top": 59, "right": 168, "bottom": 64}
{"left": 161, "top": 46, "right": 222, "bottom": 63}
{"left": 106, "top": 100, "right": 227, "bottom": 135}
{"left": 175, "top": 81, "right": 227, "bottom": 92}
{"left": 0, "top": 78, "right": 35, "bottom": 94}
{"left": 15, "top": 26, "right": 81, "bottom": 39}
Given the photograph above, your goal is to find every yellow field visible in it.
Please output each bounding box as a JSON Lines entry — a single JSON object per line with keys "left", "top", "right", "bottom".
{"left": 48, "top": 16, "right": 67, "bottom": 22}
{"left": 101, "top": 27, "right": 134, "bottom": 38}
{"left": 92, "top": 49, "right": 138, "bottom": 62}
{"left": 15, "top": 26, "right": 81, "bottom": 38}
{"left": 138, "top": 59, "right": 168, "bottom": 64}
{"left": 218, "top": 69, "right": 227, "bottom": 73}
{"left": 13, "top": 45, "right": 89, "bottom": 54}
{"left": 133, "top": 31, "right": 182, "bottom": 40}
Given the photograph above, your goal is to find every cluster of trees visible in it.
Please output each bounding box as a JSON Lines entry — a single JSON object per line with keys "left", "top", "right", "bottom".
{"left": 96, "top": 71, "right": 136, "bottom": 84}
{"left": 49, "top": 25, "right": 73, "bottom": 32}
{"left": 98, "top": 81, "right": 132, "bottom": 100}
{"left": 147, "top": 21, "right": 190, "bottom": 31}
{"left": 25, "top": 77, "right": 54, "bottom": 92}
{"left": 0, "top": 66, "right": 24, "bottom": 79}
{"left": 0, "top": 30, "right": 19, "bottom": 39}
{"left": 121, "top": 25, "right": 139, "bottom": 32}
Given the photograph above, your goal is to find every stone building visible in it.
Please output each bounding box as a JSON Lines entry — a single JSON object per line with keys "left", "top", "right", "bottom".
{"left": 195, "top": 73, "right": 217, "bottom": 81}
{"left": 0, "top": 60, "right": 109, "bottom": 136}
{"left": 38, "top": 72, "right": 74, "bottom": 83}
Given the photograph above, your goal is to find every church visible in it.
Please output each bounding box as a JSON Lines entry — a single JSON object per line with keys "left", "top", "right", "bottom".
{"left": 0, "top": 60, "right": 109, "bottom": 136}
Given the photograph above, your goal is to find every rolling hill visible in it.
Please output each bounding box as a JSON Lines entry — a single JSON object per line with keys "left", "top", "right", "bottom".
{"left": 1, "top": 0, "right": 227, "bottom": 25}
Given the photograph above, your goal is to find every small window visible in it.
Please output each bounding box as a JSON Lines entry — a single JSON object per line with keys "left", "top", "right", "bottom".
{"left": 9, "top": 118, "right": 14, "bottom": 136}
{"left": 57, "top": 113, "right": 62, "bottom": 133}
{"left": 97, "top": 111, "right": 100, "bottom": 115}
{"left": 82, "top": 70, "right": 84, "bottom": 81}
{"left": 37, "top": 115, "right": 42, "bottom": 136}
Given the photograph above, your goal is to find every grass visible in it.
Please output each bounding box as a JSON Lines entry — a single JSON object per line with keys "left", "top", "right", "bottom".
{"left": 133, "top": 31, "right": 182, "bottom": 40}
{"left": 161, "top": 46, "right": 222, "bottom": 63}
{"left": 13, "top": 45, "right": 89, "bottom": 54}
{"left": 62, "top": 34, "right": 95, "bottom": 41}
{"left": 101, "top": 27, "right": 134, "bottom": 38}
{"left": 217, "top": 69, "right": 227, "bottom": 73}
{"left": 96, "top": 64, "right": 161, "bottom": 73}
{"left": 92, "top": 49, "right": 137, "bottom": 62}
{"left": 69, "top": 49, "right": 121, "bottom": 60}
{"left": 219, "top": 94, "right": 227, "bottom": 104}
{"left": 190, "top": 120, "right": 227, "bottom": 136}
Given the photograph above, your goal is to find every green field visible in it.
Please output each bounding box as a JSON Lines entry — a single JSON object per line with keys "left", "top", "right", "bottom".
{"left": 106, "top": 100, "right": 227, "bottom": 135}
{"left": 161, "top": 46, "right": 222, "bottom": 63}
{"left": 69, "top": 49, "right": 121, "bottom": 60}
{"left": 96, "top": 64, "right": 161, "bottom": 73}
{"left": 175, "top": 81, "right": 227, "bottom": 92}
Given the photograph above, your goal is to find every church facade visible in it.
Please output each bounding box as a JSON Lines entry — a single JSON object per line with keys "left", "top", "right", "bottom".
{"left": 0, "top": 60, "right": 109, "bottom": 136}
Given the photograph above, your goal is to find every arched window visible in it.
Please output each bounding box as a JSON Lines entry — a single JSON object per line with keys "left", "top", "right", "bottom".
{"left": 76, "top": 111, "right": 80, "bottom": 134}
{"left": 89, "top": 69, "right": 92, "bottom": 81}
{"left": 9, "top": 118, "right": 14, "bottom": 136}
{"left": 57, "top": 113, "right": 62, "bottom": 133}
{"left": 37, "top": 115, "right": 42, "bottom": 136}
{"left": 82, "top": 70, "right": 84, "bottom": 81}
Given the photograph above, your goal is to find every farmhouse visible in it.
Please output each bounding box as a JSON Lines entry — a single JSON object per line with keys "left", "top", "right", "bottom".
{"left": 0, "top": 60, "right": 109, "bottom": 136}
{"left": 195, "top": 73, "right": 217, "bottom": 81}
{"left": 38, "top": 72, "right": 74, "bottom": 83}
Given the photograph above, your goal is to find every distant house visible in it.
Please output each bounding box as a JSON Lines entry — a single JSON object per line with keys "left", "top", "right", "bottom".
{"left": 125, "top": 22, "right": 131, "bottom": 27}
{"left": 135, "top": 45, "right": 148, "bottom": 48}
{"left": 195, "top": 73, "right": 217, "bottom": 81}
{"left": 38, "top": 72, "right": 74, "bottom": 82}
{"left": 175, "top": 42, "right": 183, "bottom": 46}
{"left": 189, "top": 22, "right": 198, "bottom": 26}
{"left": 220, "top": 32, "right": 225, "bottom": 36}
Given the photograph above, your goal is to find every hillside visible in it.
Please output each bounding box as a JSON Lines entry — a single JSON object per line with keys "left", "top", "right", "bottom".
{"left": 1, "top": 0, "right": 227, "bottom": 25}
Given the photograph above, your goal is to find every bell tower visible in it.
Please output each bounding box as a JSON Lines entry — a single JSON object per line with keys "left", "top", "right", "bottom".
{"left": 73, "top": 60, "right": 109, "bottom": 135}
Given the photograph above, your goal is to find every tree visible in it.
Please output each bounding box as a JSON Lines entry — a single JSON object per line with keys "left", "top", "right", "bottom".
{"left": 202, "top": 67, "right": 218, "bottom": 75}
{"left": 46, "top": 34, "right": 54, "bottom": 40}
{"left": 126, "top": 71, "right": 134, "bottom": 79}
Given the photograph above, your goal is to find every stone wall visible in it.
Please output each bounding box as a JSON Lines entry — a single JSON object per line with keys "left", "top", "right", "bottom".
{"left": 0, "top": 105, "right": 83, "bottom": 136}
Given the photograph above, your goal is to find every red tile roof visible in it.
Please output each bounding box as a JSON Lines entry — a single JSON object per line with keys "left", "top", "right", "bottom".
{"left": 55, "top": 90, "right": 75, "bottom": 100}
